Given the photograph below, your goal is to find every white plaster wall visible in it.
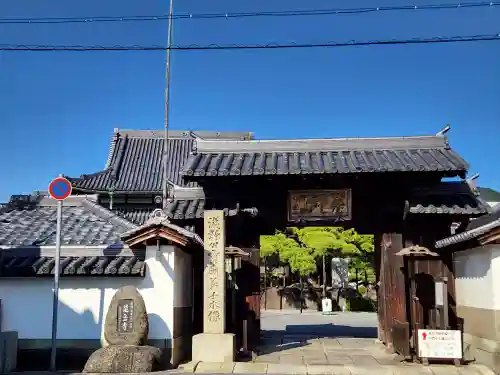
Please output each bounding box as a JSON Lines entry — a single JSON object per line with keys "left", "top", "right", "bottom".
{"left": 454, "top": 244, "right": 497, "bottom": 310}
{"left": 173, "top": 247, "right": 192, "bottom": 308}
{"left": 490, "top": 244, "right": 500, "bottom": 310}
{"left": 0, "top": 245, "right": 175, "bottom": 343}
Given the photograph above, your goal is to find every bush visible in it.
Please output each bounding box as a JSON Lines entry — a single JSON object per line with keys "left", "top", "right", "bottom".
{"left": 346, "top": 296, "right": 377, "bottom": 312}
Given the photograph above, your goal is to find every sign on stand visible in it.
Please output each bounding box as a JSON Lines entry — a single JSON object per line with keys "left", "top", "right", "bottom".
{"left": 417, "top": 329, "right": 462, "bottom": 361}
{"left": 321, "top": 298, "right": 333, "bottom": 315}
{"left": 47, "top": 176, "right": 72, "bottom": 372}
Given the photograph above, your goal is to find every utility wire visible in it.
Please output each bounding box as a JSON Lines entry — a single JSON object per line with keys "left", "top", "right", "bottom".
{"left": 0, "top": 34, "right": 498, "bottom": 52}
{"left": 0, "top": 1, "right": 497, "bottom": 25}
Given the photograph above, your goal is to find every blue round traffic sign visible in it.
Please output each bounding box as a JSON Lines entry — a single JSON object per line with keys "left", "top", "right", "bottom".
{"left": 48, "top": 177, "right": 73, "bottom": 201}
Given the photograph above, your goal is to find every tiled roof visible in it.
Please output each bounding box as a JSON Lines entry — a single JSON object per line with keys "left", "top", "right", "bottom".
{"left": 68, "top": 129, "right": 253, "bottom": 193}
{"left": 182, "top": 135, "right": 469, "bottom": 177}
{"left": 0, "top": 255, "right": 145, "bottom": 277}
{"left": 113, "top": 199, "right": 239, "bottom": 224}
{"left": 0, "top": 194, "right": 137, "bottom": 247}
{"left": 408, "top": 181, "right": 489, "bottom": 215}
{"left": 435, "top": 207, "right": 500, "bottom": 248}
{"left": 113, "top": 207, "right": 155, "bottom": 225}
{"left": 121, "top": 213, "right": 203, "bottom": 247}
{"left": 109, "top": 182, "right": 485, "bottom": 224}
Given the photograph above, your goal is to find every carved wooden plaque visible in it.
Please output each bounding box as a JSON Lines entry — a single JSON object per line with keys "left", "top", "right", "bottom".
{"left": 288, "top": 189, "right": 352, "bottom": 221}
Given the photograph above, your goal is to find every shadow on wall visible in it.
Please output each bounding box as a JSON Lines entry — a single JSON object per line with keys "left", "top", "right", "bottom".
{"left": 147, "top": 313, "right": 173, "bottom": 368}
{"left": 16, "top": 276, "right": 170, "bottom": 371}
{"left": 17, "top": 300, "right": 101, "bottom": 371}
{"left": 5, "top": 245, "right": 173, "bottom": 371}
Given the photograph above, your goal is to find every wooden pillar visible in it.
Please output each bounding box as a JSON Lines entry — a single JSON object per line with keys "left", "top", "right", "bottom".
{"left": 380, "top": 232, "right": 406, "bottom": 352}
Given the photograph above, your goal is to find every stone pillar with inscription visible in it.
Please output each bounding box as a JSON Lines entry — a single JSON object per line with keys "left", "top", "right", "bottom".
{"left": 192, "top": 210, "right": 236, "bottom": 363}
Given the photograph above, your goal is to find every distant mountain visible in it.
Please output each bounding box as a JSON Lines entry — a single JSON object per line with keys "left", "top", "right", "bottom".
{"left": 478, "top": 187, "right": 500, "bottom": 205}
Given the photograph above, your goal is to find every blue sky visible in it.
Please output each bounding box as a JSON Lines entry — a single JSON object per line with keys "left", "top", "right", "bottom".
{"left": 0, "top": 0, "right": 498, "bottom": 201}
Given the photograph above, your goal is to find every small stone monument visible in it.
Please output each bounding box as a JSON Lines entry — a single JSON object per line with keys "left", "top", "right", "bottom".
{"left": 83, "top": 286, "right": 162, "bottom": 373}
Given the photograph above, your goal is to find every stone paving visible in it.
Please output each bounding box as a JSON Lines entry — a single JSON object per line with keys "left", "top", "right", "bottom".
{"left": 253, "top": 311, "right": 397, "bottom": 366}
{"left": 177, "top": 311, "right": 495, "bottom": 374}
{"left": 254, "top": 334, "right": 400, "bottom": 366}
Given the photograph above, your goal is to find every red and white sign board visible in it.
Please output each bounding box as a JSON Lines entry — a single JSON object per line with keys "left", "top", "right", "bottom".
{"left": 418, "top": 329, "right": 462, "bottom": 359}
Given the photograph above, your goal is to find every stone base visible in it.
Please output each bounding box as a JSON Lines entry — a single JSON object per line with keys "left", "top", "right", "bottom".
{"left": 192, "top": 333, "right": 235, "bottom": 363}
{"left": 83, "top": 345, "right": 162, "bottom": 373}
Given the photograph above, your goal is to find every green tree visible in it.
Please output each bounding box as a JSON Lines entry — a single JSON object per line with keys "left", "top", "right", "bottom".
{"left": 261, "top": 227, "right": 375, "bottom": 295}
{"left": 261, "top": 231, "right": 316, "bottom": 277}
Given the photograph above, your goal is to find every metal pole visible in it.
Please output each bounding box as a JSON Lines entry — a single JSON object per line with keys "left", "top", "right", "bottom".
{"left": 162, "top": 0, "right": 174, "bottom": 210}
{"left": 300, "top": 276, "right": 304, "bottom": 314}
{"left": 263, "top": 256, "right": 267, "bottom": 310}
{"left": 50, "top": 199, "right": 63, "bottom": 372}
{"left": 231, "top": 256, "right": 236, "bottom": 333}
{"left": 442, "top": 276, "right": 449, "bottom": 329}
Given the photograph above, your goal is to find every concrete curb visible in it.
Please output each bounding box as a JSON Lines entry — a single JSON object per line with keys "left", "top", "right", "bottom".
{"left": 177, "top": 362, "right": 497, "bottom": 374}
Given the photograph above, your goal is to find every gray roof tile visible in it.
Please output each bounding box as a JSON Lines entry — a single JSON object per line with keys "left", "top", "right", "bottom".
{"left": 68, "top": 129, "right": 253, "bottom": 193}
{"left": 183, "top": 136, "right": 469, "bottom": 177}
{"left": 408, "top": 181, "right": 489, "bottom": 215}
{"left": 0, "top": 255, "right": 145, "bottom": 277}
{"left": 121, "top": 215, "right": 203, "bottom": 246}
{"left": 0, "top": 195, "right": 137, "bottom": 247}
{"left": 113, "top": 199, "right": 239, "bottom": 224}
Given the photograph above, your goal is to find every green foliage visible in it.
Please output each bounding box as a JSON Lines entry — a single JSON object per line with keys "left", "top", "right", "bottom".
{"left": 348, "top": 257, "right": 376, "bottom": 284}
{"left": 346, "top": 296, "right": 377, "bottom": 312}
{"left": 260, "top": 227, "right": 375, "bottom": 281}
{"left": 260, "top": 232, "right": 298, "bottom": 257}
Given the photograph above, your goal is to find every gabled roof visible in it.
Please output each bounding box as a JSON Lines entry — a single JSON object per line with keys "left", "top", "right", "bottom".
{"left": 182, "top": 135, "right": 469, "bottom": 177}
{"left": 68, "top": 129, "right": 253, "bottom": 193}
{"left": 121, "top": 210, "right": 203, "bottom": 248}
{"left": 0, "top": 194, "right": 137, "bottom": 247}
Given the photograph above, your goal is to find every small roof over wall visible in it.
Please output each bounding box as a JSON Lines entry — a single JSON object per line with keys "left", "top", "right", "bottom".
{"left": 435, "top": 206, "right": 500, "bottom": 248}
{"left": 121, "top": 209, "right": 203, "bottom": 248}
{"left": 407, "top": 181, "right": 489, "bottom": 216}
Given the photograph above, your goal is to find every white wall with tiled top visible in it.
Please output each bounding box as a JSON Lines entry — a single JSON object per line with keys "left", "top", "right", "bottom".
{"left": 453, "top": 243, "right": 500, "bottom": 373}
{"left": 0, "top": 245, "right": 175, "bottom": 344}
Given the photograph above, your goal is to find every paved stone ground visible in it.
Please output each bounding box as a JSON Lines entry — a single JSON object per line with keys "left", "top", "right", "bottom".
{"left": 182, "top": 310, "right": 492, "bottom": 374}
{"left": 254, "top": 310, "right": 395, "bottom": 366}
{"left": 177, "top": 310, "right": 495, "bottom": 374}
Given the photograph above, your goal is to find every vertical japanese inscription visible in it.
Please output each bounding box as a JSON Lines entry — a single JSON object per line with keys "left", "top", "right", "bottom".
{"left": 203, "top": 210, "right": 225, "bottom": 334}
{"left": 117, "top": 299, "right": 135, "bottom": 333}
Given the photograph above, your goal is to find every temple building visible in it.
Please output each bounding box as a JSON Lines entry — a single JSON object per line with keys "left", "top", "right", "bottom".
{"left": 0, "top": 127, "right": 493, "bottom": 370}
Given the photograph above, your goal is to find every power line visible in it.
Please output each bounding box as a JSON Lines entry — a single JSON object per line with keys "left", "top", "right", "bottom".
{"left": 0, "top": 34, "right": 498, "bottom": 52}
{"left": 0, "top": 1, "right": 497, "bottom": 25}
